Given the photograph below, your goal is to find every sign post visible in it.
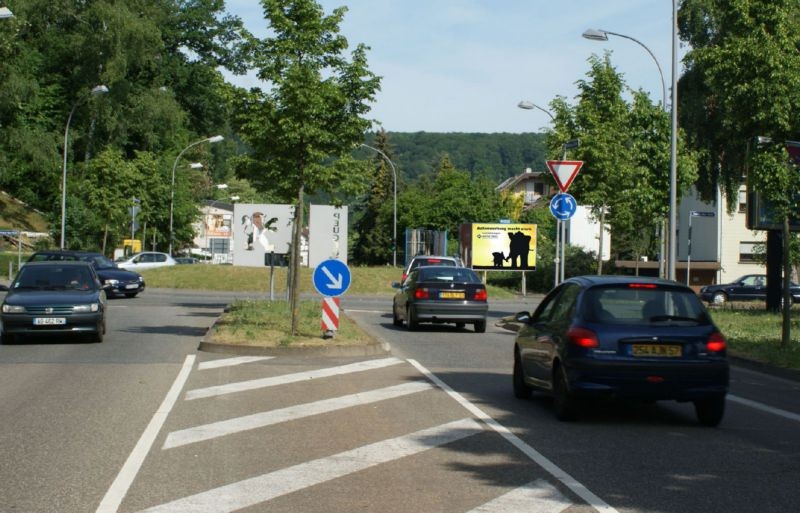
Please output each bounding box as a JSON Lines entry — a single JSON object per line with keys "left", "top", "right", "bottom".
{"left": 546, "top": 160, "right": 584, "bottom": 286}
{"left": 312, "top": 259, "right": 352, "bottom": 338}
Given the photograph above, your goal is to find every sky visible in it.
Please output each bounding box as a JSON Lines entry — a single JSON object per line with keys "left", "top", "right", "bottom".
{"left": 223, "top": 0, "right": 684, "bottom": 134}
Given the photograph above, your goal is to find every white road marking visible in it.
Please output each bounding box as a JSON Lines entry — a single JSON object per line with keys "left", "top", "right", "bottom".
{"left": 728, "top": 394, "right": 800, "bottom": 423}
{"left": 467, "top": 479, "right": 571, "bottom": 513}
{"left": 408, "top": 359, "right": 619, "bottom": 513}
{"left": 95, "top": 355, "right": 196, "bottom": 513}
{"left": 163, "top": 381, "right": 434, "bottom": 449}
{"left": 344, "top": 309, "right": 385, "bottom": 314}
{"left": 185, "top": 357, "right": 403, "bottom": 400}
{"left": 137, "top": 418, "right": 483, "bottom": 513}
{"left": 197, "top": 356, "right": 274, "bottom": 371}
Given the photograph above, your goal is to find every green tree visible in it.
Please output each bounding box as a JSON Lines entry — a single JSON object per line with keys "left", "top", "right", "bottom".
{"left": 232, "top": 0, "right": 380, "bottom": 334}
{"left": 353, "top": 129, "right": 396, "bottom": 265}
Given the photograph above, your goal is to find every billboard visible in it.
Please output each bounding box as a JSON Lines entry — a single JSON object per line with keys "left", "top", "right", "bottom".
{"left": 461, "top": 223, "right": 537, "bottom": 271}
{"left": 308, "top": 205, "right": 348, "bottom": 267}
{"left": 232, "top": 204, "right": 294, "bottom": 267}
{"left": 204, "top": 213, "right": 232, "bottom": 238}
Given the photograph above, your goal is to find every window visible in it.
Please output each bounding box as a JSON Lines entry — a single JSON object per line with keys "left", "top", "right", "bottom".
{"left": 739, "top": 242, "right": 759, "bottom": 262}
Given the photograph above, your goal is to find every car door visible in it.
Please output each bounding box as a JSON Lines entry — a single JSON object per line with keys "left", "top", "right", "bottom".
{"left": 731, "top": 275, "right": 760, "bottom": 301}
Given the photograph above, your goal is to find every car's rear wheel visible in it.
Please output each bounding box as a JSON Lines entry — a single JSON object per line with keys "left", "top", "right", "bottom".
{"left": 553, "top": 365, "right": 580, "bottom": 421}
{"left": 694, "top": 394, "right": 725, "bottom": 426}
{"left": 473, "top": 319, "right": 486, "bottom": 333}
{"left": 513, "top": 349, "right": 532, "bottom": 399}
{"left": 406, "top": 306, "right": 419, "bottom": 331}
{"left": 712, "top": 291, "right": 727, "bottom": 305}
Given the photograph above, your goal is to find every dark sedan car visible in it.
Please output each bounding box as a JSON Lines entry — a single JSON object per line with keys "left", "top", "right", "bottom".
{"left": 28, "top": 250, "right": 145, "bottom": 297}
{"left": 512, "top": 275, "right": 729, "bottom": 426}
{"left": 699, "top": 274, "right": 800, "bottom": 305}
{"left": 0, "top": 261, "right": 108, "bottom": 343}
{"left": 392, "top": 265, "right": 488, "bottom": 332}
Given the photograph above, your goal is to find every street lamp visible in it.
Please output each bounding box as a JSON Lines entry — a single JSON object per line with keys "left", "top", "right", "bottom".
{"left": 189, "top": 162, "right": 203, "bottom": 169}
{"left": 0, "top": 7, "right": 13, "bottom": 19}
{"left": 60, "top": 84, "right": 109, "bottom": 249}
{"left": 583, "top": 24, "right": 676, "bottom": 281}
{"left": 168, "top": 135, "right": 224, "bottom": 255}
{"left": 361, "top": 143, "right": 398, "bottom": 267}
{"left": 215, "top": 184, "right": 229, "bottom": 189}
{"left": 230, "top": 195, "right": 240, "bottom": 202}
{"left": 517, "top": 100, "right": 555, "bottom": 121}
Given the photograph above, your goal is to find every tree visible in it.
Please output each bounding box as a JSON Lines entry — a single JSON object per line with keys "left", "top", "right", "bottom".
{"left": 232, "top": 0, "right": 380, "bottom": 334}
{"left": 353, "top": 129, "right": 396, "bottom": 265}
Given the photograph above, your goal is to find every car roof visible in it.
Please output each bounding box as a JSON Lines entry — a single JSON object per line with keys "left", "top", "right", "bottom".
{"left": 564, "top": 275, "right": 689, "bottom": 288}
{"left": 23, "top": 260, "right": 93, "bottom": 268}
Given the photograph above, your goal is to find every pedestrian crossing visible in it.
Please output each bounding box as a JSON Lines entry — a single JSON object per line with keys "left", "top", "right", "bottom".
{"left": 108, "top": 354, "right": 607, "bottom": 513}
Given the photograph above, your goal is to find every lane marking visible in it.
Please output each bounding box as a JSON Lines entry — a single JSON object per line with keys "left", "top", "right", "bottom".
{"left": 344, "top": 309, "right": 385, "bottom": 314}
{"left": 164, "top": 381, "right": 434, "bottom": 449}
{"left": 95, "top": 355, "right": 196, "bottom": 513}
{"left": 185, "top": 357, "right": 403, "bottom": 400}
{"left": 407, "top": 359, "right": 618, "bottom": 513}
{"left": 197, "top": 356, "right": 274, "bottom": 371}
{"left": 137, "top": 418, "right": 482, "bottom": 513}
{"left": 467, "top": 479, "right": 571, "bottom": 513}
{"left": 728, "top": 394, "right": 800, "bottom": 423}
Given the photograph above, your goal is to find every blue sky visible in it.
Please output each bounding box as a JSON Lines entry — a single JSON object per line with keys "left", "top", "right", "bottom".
{"left": 223, "top": 0, "right": 682, "bottom": 133}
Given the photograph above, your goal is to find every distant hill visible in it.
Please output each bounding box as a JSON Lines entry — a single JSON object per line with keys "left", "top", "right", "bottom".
{"left": 363, "top": 132, "right": 548, "bottom": 183}
{"left": 0, "top": 191, "right": 50, "bottom": 233}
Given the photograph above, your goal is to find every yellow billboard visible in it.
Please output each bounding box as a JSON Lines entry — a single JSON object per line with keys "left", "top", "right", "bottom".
{"left": 470, "top": 223, "right": 537, "bottom": 270}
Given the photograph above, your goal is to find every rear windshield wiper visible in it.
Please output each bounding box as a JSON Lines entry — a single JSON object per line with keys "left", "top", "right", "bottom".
{"left": 648, "top": 315, "right": 700, "bottom": 323}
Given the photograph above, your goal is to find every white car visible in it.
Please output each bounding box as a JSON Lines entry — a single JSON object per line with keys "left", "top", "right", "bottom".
{"left": 116, "top": 252, "right": 177, "bottom": 271}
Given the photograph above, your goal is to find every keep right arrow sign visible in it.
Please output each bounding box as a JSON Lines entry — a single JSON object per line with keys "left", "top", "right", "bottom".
{"left": 545, "top": 160, "right": 584, "bottom": 193}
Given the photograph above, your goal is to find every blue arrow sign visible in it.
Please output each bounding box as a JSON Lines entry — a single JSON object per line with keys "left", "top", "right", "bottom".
{"left": 549, "top": 193, "right": 577, "bottom": 221}
{"left": 313, "top": 258, "right": 351, "bottom": 297}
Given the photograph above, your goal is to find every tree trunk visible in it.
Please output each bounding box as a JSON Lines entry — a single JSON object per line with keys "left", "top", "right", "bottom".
{"left": 289, "top": 184, "right": 305, "bottom": 336}
{"left": 102, "top": 223, "right": 108, "bottom": 255}
{"left": 782, "top": 216, "right": 791, "bottom": 347}
{"left": 596, "top": 205, "right": 605, "bottom": 275}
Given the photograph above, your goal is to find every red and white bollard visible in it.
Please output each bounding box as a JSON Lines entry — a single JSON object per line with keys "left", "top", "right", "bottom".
{"left": 321, "top": 297, "right": 340, "bottom": 339}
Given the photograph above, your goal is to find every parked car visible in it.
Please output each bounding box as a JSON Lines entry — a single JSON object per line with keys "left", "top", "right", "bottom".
{"left": 699, "top": 274, "right": 800, "bottom": 305}
{"left": 401, "top": 255, "right": 461, "bottom": 283}
{"left": 0, "top": 261, "right": 108, "bottom": 343}
{"left": 392, "top": 265, "right": 488, "bottom": 332}
{"left": 27, "top": 250, "right": 145, "bottom": 298}
{"left": 116, "top": 251, "right": 177, "bottom": 271}
{"left": 512, "top": 275, "right": 729, "bottom": 426}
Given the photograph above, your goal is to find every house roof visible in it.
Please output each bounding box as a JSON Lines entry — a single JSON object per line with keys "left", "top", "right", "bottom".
{"left": 495, "top": 170, "right": 549, "bottom": 192}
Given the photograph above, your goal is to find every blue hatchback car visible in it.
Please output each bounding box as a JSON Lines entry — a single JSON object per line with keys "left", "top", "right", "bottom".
{"left": 512, "top": 275, "right": 729, "bottom": 426}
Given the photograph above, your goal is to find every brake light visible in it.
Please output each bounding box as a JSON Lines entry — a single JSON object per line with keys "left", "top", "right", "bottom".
{"left": 706, "top": 332, "right": 727, "bottom": 352}
{"left": 567, "top": 327, "right": 599, "bottom": 348}
{"left": 473, "top": 288, "right": 487, "bottom": 301}
{"left": 628, "top": 283, "right": 657, "bottom": 289}
{"left": 414, "top": 288, "right": 429, "bottom": 299}
{"left": 427, "top": 259, "right": 442, "bottom": 263}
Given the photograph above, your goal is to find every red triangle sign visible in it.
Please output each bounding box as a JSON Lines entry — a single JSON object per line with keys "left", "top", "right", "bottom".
{"left": 545, "top": 160, "right": 584, "bottom": 193}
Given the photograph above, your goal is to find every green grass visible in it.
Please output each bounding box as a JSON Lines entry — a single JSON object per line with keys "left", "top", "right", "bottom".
{"left": 709, "top": 308, "right": 800, "bottom": 369}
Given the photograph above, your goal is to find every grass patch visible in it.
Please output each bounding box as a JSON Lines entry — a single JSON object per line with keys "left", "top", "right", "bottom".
{"left": 709, "top": 308, "right": 800, "bottom": 369}
{"left": 211, "top": 299, "right": 378, "bottom": 347}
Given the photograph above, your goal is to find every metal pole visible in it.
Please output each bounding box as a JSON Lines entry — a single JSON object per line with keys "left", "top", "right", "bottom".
{"left": 560, "top": 219, "right": 566, "bottom": 283}
{"left": 687, "top": 213, "right": 693, "bottom": 286}
{"left": 668, "top": 0, "right": 679, "bottom": 281}
{"left": 554, "top": 219, "right": 560, "bottom": 287}
{"left": 60, "top": 102, "right": 79, "bottom": 250}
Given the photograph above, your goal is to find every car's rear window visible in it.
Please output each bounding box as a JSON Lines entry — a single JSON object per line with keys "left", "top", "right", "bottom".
{"left": 418, "top": 267, "right": 480, "bottom": 283}
{"left": 583, "top": 285, "right": 710, "bottom": 325}
{"left": 410, "top": 258, "right": 456, "bottom": 270}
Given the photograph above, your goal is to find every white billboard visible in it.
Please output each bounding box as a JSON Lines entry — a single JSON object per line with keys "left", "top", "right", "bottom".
{"left": 232, "top": 204, "right": 294, "bottom": 267}
{"left": 308, "top": 205, "right": 348, "bottom": 267}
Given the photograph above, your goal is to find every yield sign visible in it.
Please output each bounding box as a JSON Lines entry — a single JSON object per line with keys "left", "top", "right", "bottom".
{"left": 545, "top": 160, "right": 584, "bottom": 193}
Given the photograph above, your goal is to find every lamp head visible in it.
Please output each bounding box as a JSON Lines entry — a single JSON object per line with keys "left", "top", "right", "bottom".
{"left": 189, "top": 162, "right": 203, "bottom": 169}
{"left": 517, "top": 101, "right": 535, "bottom": 110}
{"left": 207, "top": 135, "right": 224, "bottom": 143}
{"left": 582, "top": 29, "right": 609, "bottom": 41}
{"left": 91, "top": 85, "right": 109, "bottom": 95}
{"left": 0, "top": 7, "right": 13, "bottom": 18}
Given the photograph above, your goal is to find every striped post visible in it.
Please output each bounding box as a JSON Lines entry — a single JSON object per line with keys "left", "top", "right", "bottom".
{"left": 321, "top": 297, "right": 340, "bottom": 337}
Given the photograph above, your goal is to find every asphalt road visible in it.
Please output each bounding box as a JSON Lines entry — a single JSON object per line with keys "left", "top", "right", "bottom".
{"left": 1, "top": 289, "right": 798, "bottom": 513}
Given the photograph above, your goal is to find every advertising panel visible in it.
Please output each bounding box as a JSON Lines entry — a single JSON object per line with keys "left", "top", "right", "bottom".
{"left": 308, "top": 205, "right": 348, "bottom": 267}
{"left": 204, "top": 213, "right": 232, "bottom": 237}
{"left": 232, "top": 204, "right": 294, "bottom": 267}
{"left": 469, "top": 223, "right": 537, "bottom": 271}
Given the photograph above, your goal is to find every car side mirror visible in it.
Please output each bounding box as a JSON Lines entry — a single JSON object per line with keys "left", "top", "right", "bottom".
{"left": 391, "top": 281, "right": 401, "bottom": 289}
{"left": 514, "top": 311, "right": 531, "bottom": 323}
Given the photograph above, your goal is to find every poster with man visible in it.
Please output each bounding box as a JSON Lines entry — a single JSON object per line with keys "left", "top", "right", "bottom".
{"left": 468, "top": 223, "right": 537, "bottom": 271}
{"left": 232, "top": 204, "right": 294, "bottom": 267}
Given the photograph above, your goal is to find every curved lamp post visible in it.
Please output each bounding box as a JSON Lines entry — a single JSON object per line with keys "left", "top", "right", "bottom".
{"left": 583, "top": 25, "right": 677, "bottom": 281}
{"left": 60, "top": 84, "right": 109, "bottom": 250}
{"left": 361, "top": 143, "right": 398, "bottom": 267}
{"left": 168, "top": 135, "right": 224, "bottom": 255}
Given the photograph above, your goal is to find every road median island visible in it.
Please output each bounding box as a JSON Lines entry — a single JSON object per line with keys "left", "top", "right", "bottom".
{"left": 198, "top": 299, "right": 390, "bottom": 357}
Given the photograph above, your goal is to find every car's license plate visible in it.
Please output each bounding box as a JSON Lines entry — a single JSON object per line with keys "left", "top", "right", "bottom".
{"left": 632, "top": 344, "right": 681, "bottom": 357}
{"left": 125, "top": 283, "right": 139, "bottom": 289}
{"left": 33, "top": 317, "right": 66, "bottom": 326}
{"left": 439, "top": 291, "right": 465, "bottom": 299}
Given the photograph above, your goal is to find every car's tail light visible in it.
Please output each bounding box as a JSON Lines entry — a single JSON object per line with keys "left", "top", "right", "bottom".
{"left": 414, "top": 288, "right": 429, "bottom": 299}
{"left": 706, "top": 332, "right": 727, "bottom": 352}
{"left": 567, "top": 327, "right": 599, "bottom": 348}
{"left": 628, "top": 283, "right": 657, "bottom": 289}
{"left": 473, "top": 288, "right": 487, "bottom": 301}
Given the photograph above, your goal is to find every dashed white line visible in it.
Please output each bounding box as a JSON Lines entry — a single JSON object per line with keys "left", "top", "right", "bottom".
{"left": 407, "top": 359, "right": 619, "bottom": 513}
{"left": 197, "top": 356, "right": 274, "bottom": 371}
{"left": 467, "top": 479, "right": 571, "bottom": 513}
{"left": 95, "top": 355, "right": 196, "bottom": 513}
{"left": 137, "top": 418, "right": 483, "bottom": 513}
{"left": 163, "top": 381, "right": 434, "bottom": 449}
{"left": 185, "top": 357, "right": 404, "bottom": 400}
{"left": 728, "top": 394, "right": 800, "bottom": 423}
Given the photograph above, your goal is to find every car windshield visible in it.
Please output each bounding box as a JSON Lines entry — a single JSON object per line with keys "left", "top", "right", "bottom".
{"left": 583, "top": 284, "right": 710, "bottom": 325}
{"left": 418, "top": 267, "right": 480, "bottom": 283}
{"left": 13, "top": 266, "right": 95, "bottom": 291}
{"left": 81, "top": 254, "right": 116, "bottom": 270}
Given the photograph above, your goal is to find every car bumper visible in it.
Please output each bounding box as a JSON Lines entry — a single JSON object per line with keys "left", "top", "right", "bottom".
{"left": 564, "top": 358, "right": 729, "bottom": 400}
{"left": 1, "top": 313, "right": 104, "bottom": 335}
{"left": 108, "top": 282, "right": 145, "bottom": 296}
{"left": 413, "top": 301, "right": 488, "bottom": 323}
